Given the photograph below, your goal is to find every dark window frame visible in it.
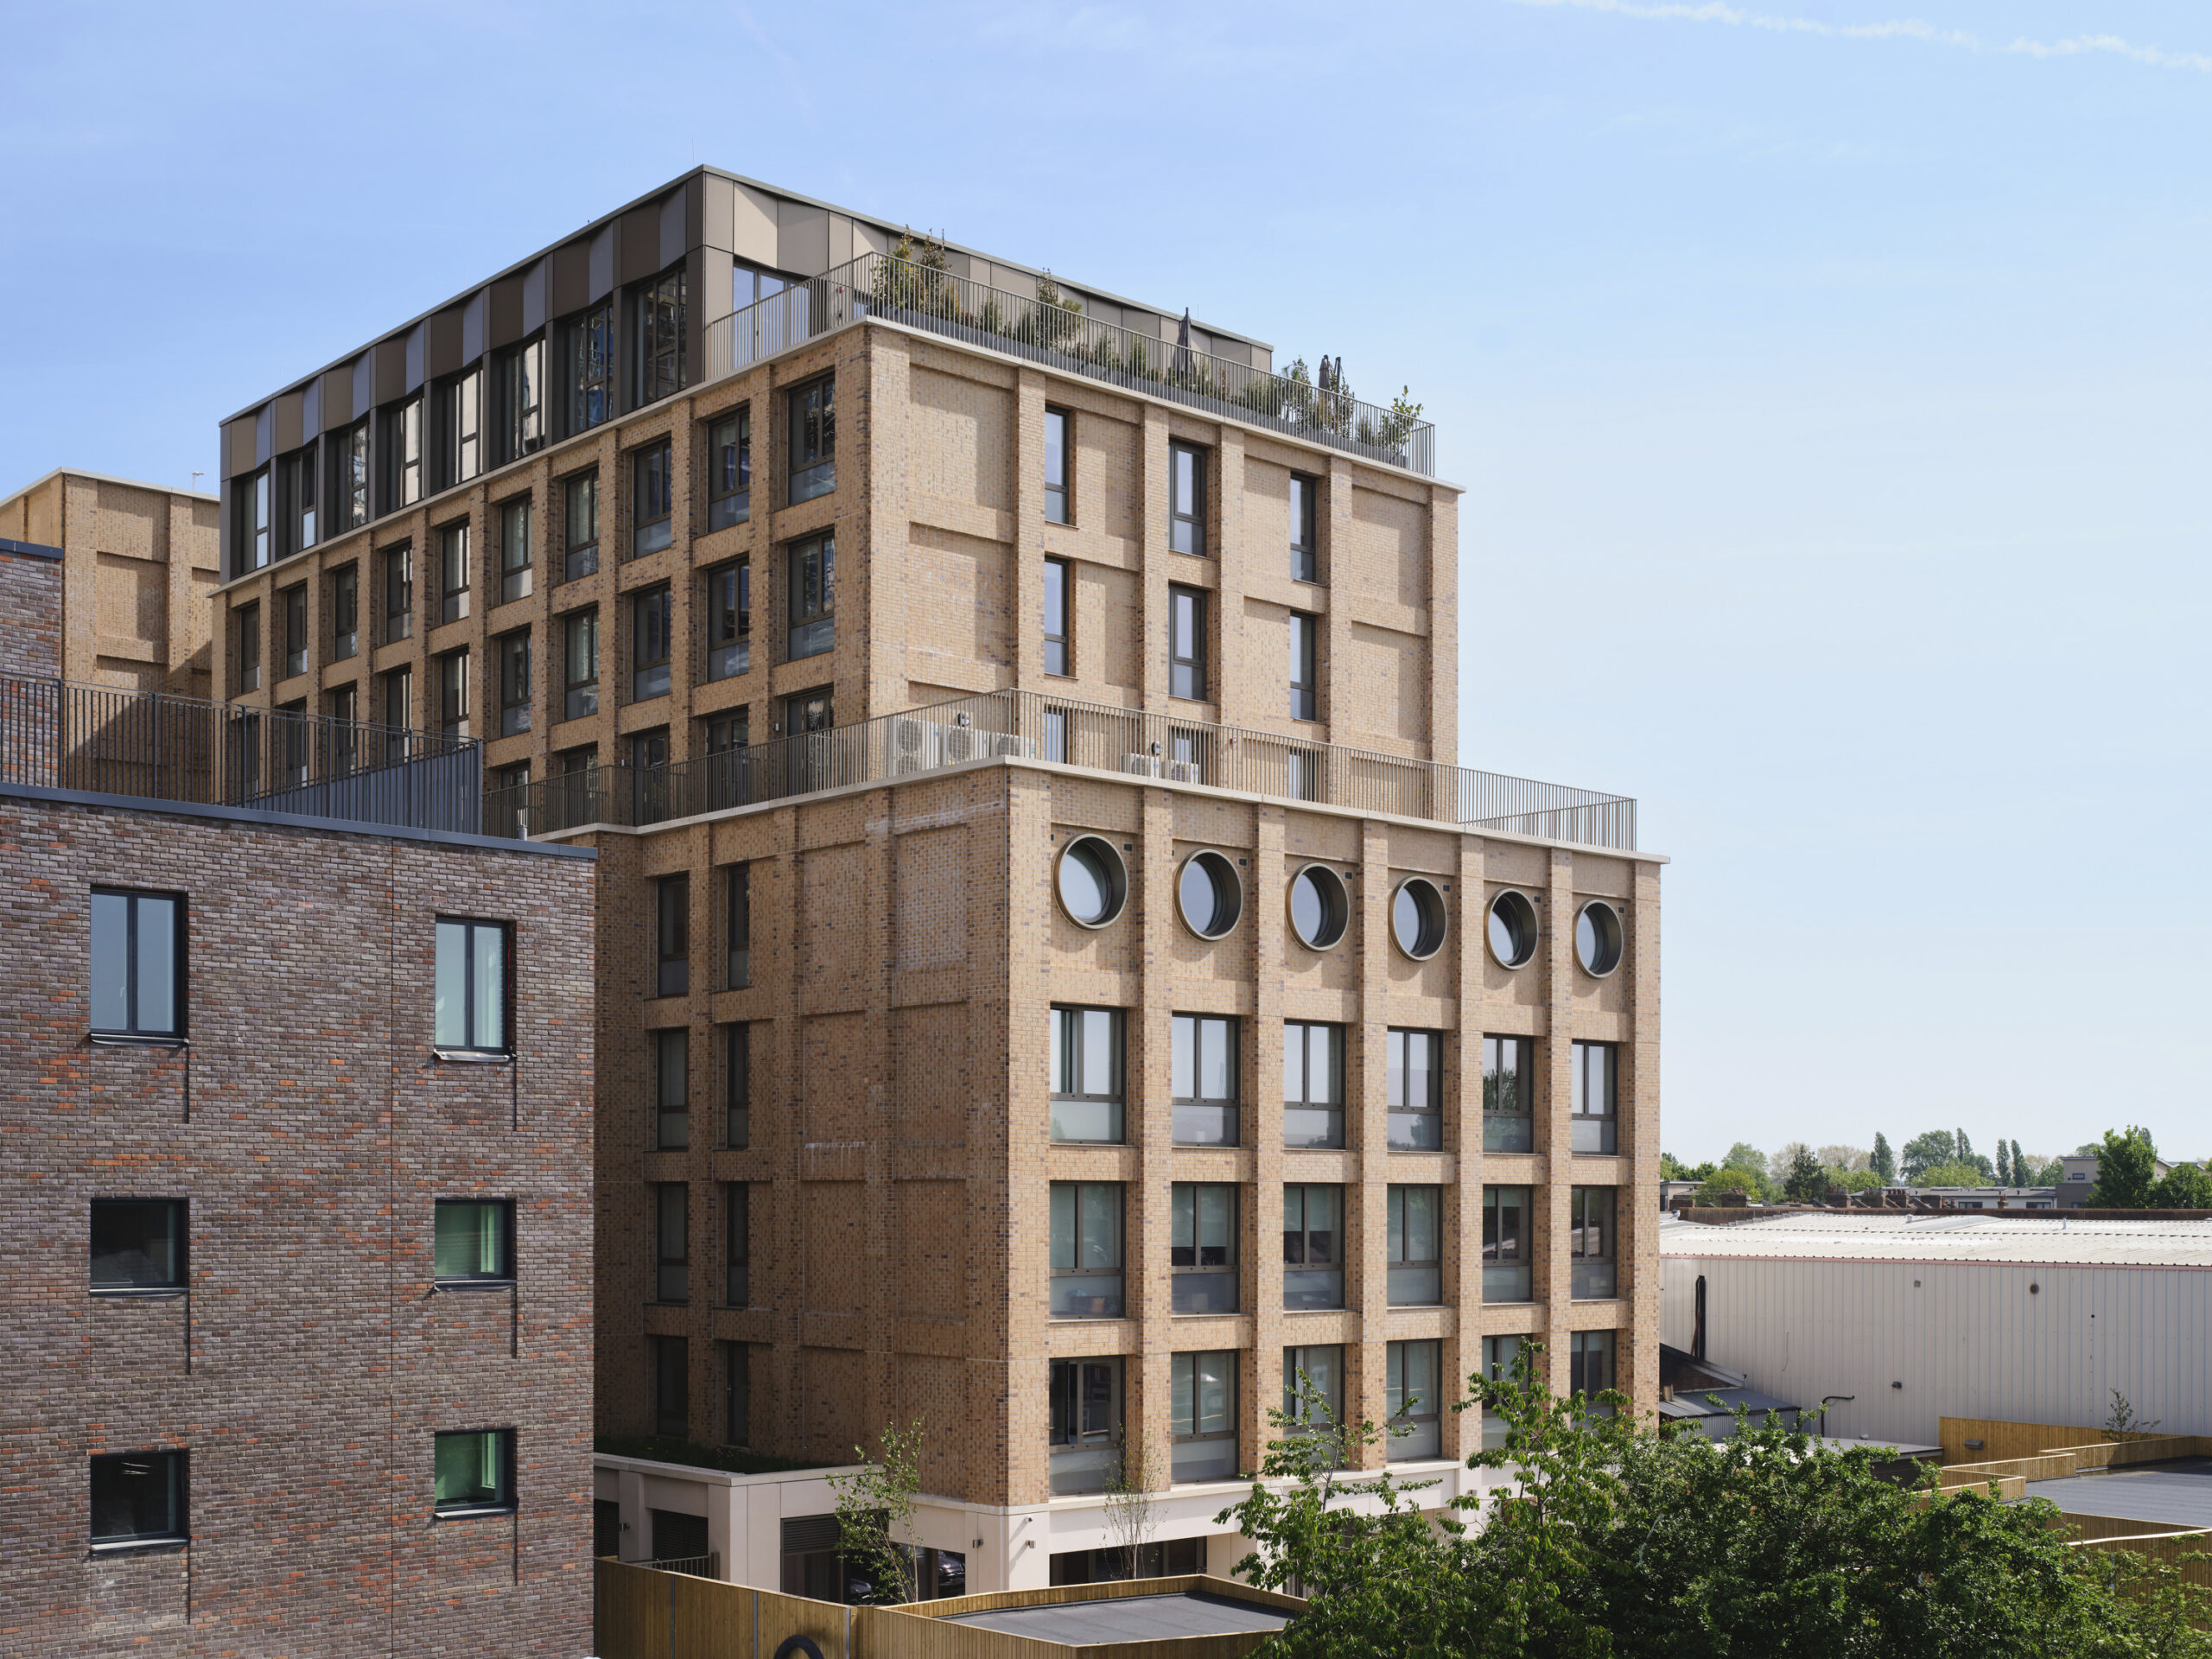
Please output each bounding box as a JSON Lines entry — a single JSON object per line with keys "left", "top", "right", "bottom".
{"left": 561, "top": 608, "right": 599, "bottom": 721}
{"left": 705, "top": 560, "right": 751, "bottom": 681}
{"left": 787, "top": 375, "right": 836, "bottom": 504}
{"left": 633, "top": 584, "right": 674, "bottom": 702}
{"left": 656, "top": 874, "right": 690, "bottom": 997}
{"left": 495, "top": 334, "right": 546, "bottom": 465}
{"left": 785, "top": 532, "right": 835, "bottom": 661}
{"left": 434, "top": 647, "right": 469, "bottom": 740}
{"left": 91, "top": 1448, "right": 188, "bottom": 1549}
{"left": 497, "top": 628, "right": 532, "bottom": 737}
{"left": 1572, "top": 1040, "right": 1618, "bottom": 1154}
{"left": 562, "top": 302, "right": 615, "bottom": 437}
{"left": 1282, "top": 1183, "right": 1344, "bottom": 1310}
{"left": 1288, "top": 610, "right": 1319, "bottom": 721}
{"left": 1169, "top": 442, "right": 1208, "bottom": 556}
{"left": 1289, "top": 472, "right": 1319, "bottom": 582}
{"left": 726, "top": 862, "right": 751, "bottom": 988}
{"left": 709, "top": 408, "right": 753, "bottom": 531}
{"left": 1048, "top": 1180, "right": 1124, "bottom": 1319}
{"left": 656, "top": 1182, "right": 690, "bottom": 1304}
{"left": 1169, "top": 584, "right": 1206, "bottom": 701}
{"left": 1049, "top": 1004, "right": 1124, "bottom": 1145}
{"left": 90, "top": 887, "right": 186, "bottom": 1040}
{"left": 433, "top": 1198, "right": 516, "bottom": 1287}
{"left": 331, "top": 564, "right": 359, "bottom": 659}
{"left": 1570, "top": 1185, "right": 1618, "bottom": 1300}
{"left": 280, "top": 582, "right": 308, "bottom": 679}
{"left": 1169, "top": 1182, "right": 1236, "bottom": 1314}
{"left": 437, "top": 521, "right": 471, "bottom": 625}
{"left": 561, "top": 470, "right": 600, "bottom": 583}
{"left": 724, "top": 1182, "right": 749, "bottom": 1306}
{"left": 1385, "top": 1338, "right": 1443, "bottom": 1460}
{"left": 433, "top": 917, "right": 512, "bottom": 1057}
{"left": 1170, "top": 1012, "right": 1238, "bottom": 1147}
{"left": 1387, "top": 1027, "right": 1443, "bottom": 1151}
{"left": 1281, "top": 1020, "right": 1343, "bottom": 1149}
{"left": 633, "top": 264, "right": 688, "bottom": 409}
{"left": 632, "top": 439, "right": 675, "bottom": 558}
{"left": 383, "top": 544, "right": 414, "bottom": 643}
{"left": 1385, "top": 1185, "right": 1442, "bottom": 1306}
{"left": 1044, "top": 406, "right": 1071, "bottom": 524}
{"left": 725, "top": 1020, "right": 750, "bottom": 1148}
{"left": 90, "top": 1197, "right": 188, "bottom": 1293}
{"left": 432, "top": 1427, "right": 516, "bottom": 1518}
{"left": 1042, "top": 556, "right": 1071, "bottom": 677}
{"left": 1484, "top": 1033, "right": 1535, "bottom": 1153}
{"left": 1483, "top": 1184, "right": 1533, "bottom": 1303}
{"left": 1167, "top": 1350, "right": 1236, "bottom": 1483}
{"left": 498, "top": 496, "right": 534, "bottom": 605}
{"left": 234, "top": 601, "right": 261, "bottom": 692}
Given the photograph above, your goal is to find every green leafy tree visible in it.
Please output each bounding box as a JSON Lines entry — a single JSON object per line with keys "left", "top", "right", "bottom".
{"left": 1217, "top": 1344, "right": 2212, "bottom": 1658}
{"left": 1782, "top": 1144, "right": 1828, "bottom": 1202}
{"left": 1723, "top": 1141, "right": 1767, "bottom": 1178}
{"left": 1870, "top": 1132, "right": 1895, "bottom": 1181}
{"left": 1995, "top": 1141, "right": 2012, "bottom": 1184}
{"left": 1899, "top": 1130, "right": 1957, "bottom": 1183}
{"left": 2152, "top": 1161, "right": 2212, "bottom": 1209}
{"left": 1917, "top": 1160, "right": 1990, "bottom": 1189}
{"left": 1696, "top": 1166, "right": 1770, "bottom": 1205}
{"left": 2011, "top": 1139, "right": 2027, "bottom": 1183}
{"left": 2102, "top": 1389, "right": 2164, "bottom": 1442}
{"left": 827, "top": 1419, "right": 926, "bottom": 1604}
{"left": 2086, "top": 1125, "right": 2161, "bottom": 1208}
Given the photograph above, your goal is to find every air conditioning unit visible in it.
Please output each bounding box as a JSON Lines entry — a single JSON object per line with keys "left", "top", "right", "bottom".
{"left": 987, "top": 734, "right": 1038, "bottom": 759}
{"left": 1164, "top": 761, "right": 1202, "bottom": 783}
{"left": 1122, "top": 754, "right": 1160, "bottom": 778}
{"left": 942, "top": 722, "right": 984, "bottom": 763}
{"left": 890, "top": 717, "right": 942, "bottom": 774}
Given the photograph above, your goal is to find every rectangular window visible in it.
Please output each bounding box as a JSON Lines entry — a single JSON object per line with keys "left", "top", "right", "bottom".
{"left": 438, "top": 523, "right": 470, "bottom": 624}
{"left": 1570, "top": 1330, "right": 1618, "bottom": 1400}
{"left": 328, "top": 684, "right": 359, "bottom": 772}
{"left": 1282, "top": 1184, "right": 1343, "bottom": 1310}
{"left": 497, "top": 630, "right": 531, "bottom": 736}
{"left": 334, "top": 419, "right": 370, "bottom": 532}
{"left": 786, "top": 533, "right": 835, "bottom": 660}
{"left": 331, "top": 564, "right": 359, "bottom": 659}
{"left": 1570, "top": 1186, "right": 1618, "bottom": 1300}
{"left": 788, "top": 376, "right": 835, "bottom": 503}
{"left": 235, "top": 601, "right": 261, "bottom": 692}
{"left": 1289, "top": 473, "right": 1318, "bottom": 582}
{"left": 634, "top": 266, "right": 688, "bottom": 407}
{"left": 1387, "top": 1028, "right": 1442, "bottom": 1150}
{"left": 1168, "top": 1351, "right": 1236, "bottom": 1484}
{"left": 1170, "top": 1183, "right": 1236, "bottom": 1314}
{"left": 433, "top": 1428, "right": 514, "bottom": 1516}
{"left": 1049, "top": 1006, "right": 1123, "bottom": 1144}
{"left": 632, "top": 440, "right": 673, "bottom": 557}
{"left": 1048, "top": 1357, "right": 1122, "bottom": 1495}
{"left": 238, "top": 467, "right": 271, "bottom": 574}
{"left": 1288, "top": 612, "right": 1318, "bottom": 721}
{"left": 725, "top": 862, "right": 751, "bottom": 988}
{"left": 562, "top": 610, "right": 598, "bottom": 721}
{"left": 496, "top": 335, "right": 545, "bottom": 464}
{"left": 1044, "top": 407, "right": 1071, "bottom": 524}
{"left": 1041, "top": 556, "right": 1070, "bottom": 676}
{"left": 382, "top": 668, "right": 412, "bottom": 754}
{"left": 563, "top": 302, "right": 614, "bottom": 435}
{"left": 652, "top": 1336, "right": 689, "bottom": 1437}
{"left": 1483, "top": 1185, "right": 1533, "bottom": 1302}
{"left": 281, "top": 584, "right": 308, "bottom": 679}
{"left": 656, "top": 1183, "right": 689, "bottom": 1303}
{"left": 439, "top": 367, "right": 482, "bottom": 490}
{"left": 725, "top": 1022, "right": 750, "bottom": 1148}
{"left": 656, "top": 1028, "right": 689, "bottom": 1149}
{"left": 1481, "top": 1334, "right": 1523, "bottom": 1451}
{"left": 657, "top": 874, "right": 689, "bottom": 997}
{"left": 434, "top": 1199, "right": 513, "bottom": 1284}
{"left": 498, "top": 498, "right": 533, "bottom": 605}
{"left": 705, "top": 561, "right": 750, "bottom": 680}
{"left": 1282, "top": 1344, "right": 1343, "bottom": 1437}
{"left": 1169, "top": 585, "right": 1205, "bottom": 700}
{"left": 1171, "top": 1013, "right": 1237, "bottom": 1146}
{"left": 384, "top": 545, "right": 413, "bottom": 642}
{"left": 1048, "top": 1181, "right": 1123, "bottom": 1319}
{"left": 91, "top": 1449, "right": 187, "bottom": 1548}
{"left": 433, "top": 918, "right": 509, "bottom": 1054}
{"left": 1281, "top": 1021, "right": 1342, "bottom": 1148}
{"left": 90, "top": 888, "right": 184, "bottom": 1039}
{"left": 724, "top": 1341, "right": 750, "bottom": 1446}
{"left": 91, "top": 1198, "right": 186, "bottom": 1291}
{"left": 435, "top": 649, "right": 469, "bottom": 740}
{"left": 285, "top": 443, "right": 317, "bottom": 555}
{"left": 709, "top": 410, "right": 752, "bottom": 530}
{"left": 1572, "top": 1041, "right": 1618, "bottom": 1154}
{"left": 274, "top": 698, "right": 309, "bottom": 787}
{"left": 562, "top": 472, "right": 600, "bottom": 582}
{"left": 385, "top": 397, "right": 423, "bottom": 512}
{"left": 724, "top": 1184, "right": 749, "bottom": 1306}
{"left": 1386, "top": 1185, "right": 1442, "bottom": 1305}
{"left": 1386, "top": 1340, "right": 1442, "bottom": 1461}
{"left": 1169, "top": 442, "right": 1206, "bottom": 555}
{"left": 632, "top": 585, "right": 672, "bottom": 702}
{"left": 1484, "top": 1035, "right": 1535, "bottom": 1153}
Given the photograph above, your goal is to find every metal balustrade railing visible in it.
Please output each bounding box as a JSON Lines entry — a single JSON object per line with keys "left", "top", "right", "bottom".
{"left": 702, "top": 251, "right": 1437, "bottom": 477}
{"left": 1, "top": 674, "right": 481, "bottom": 835}
{"left": 491, "top": 688, "right": 1634, "bottom": 850}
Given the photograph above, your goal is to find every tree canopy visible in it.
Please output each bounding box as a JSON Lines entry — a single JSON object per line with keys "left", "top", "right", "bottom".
{"left": 1218, "top": 1346, "right": 2212, "bottom": 1658}
{"left": 2087, "top": 1126, "right": 2162, "bottom": 1208}
{"left": 2152, "top": 1161, "right": 2212, "bottom": 1209}
{"left": 1869, "top": 1132, "right": 1896, "bottom": 1181}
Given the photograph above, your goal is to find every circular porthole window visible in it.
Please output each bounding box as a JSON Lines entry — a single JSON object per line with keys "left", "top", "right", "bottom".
{"left": 1177, "top": 850, "right": 1243, "bottom": 940}
{"left": 1287, "top": 864, "right": 1351, "bottom": 951}
{"left": 1391, "top": 877, "right": 1448, "bottom": 961}
{"left": 1486, "top": 889, "right": 1539, "bottom": 969}
{"left": 1056, "top": 836, "right": 1128, "bottom": 929}
{"left": 1575, "top": 900, "right": 1624, "bottom": 977}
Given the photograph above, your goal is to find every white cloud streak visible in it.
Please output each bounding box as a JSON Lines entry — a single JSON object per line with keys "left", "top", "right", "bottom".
{"left": 1502, "top": 0, "right": 2212, "bottom": 73}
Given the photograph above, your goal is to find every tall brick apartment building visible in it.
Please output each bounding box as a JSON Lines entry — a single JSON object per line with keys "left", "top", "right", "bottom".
{"left": 0, "top": 544, "right": 598, "bottom": 1654}
{"left": 206, "top": 167, "right": 1662, "bottom": 1593}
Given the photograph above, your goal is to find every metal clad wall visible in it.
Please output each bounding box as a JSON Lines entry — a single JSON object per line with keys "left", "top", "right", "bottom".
{"left": 1662, "top": 1253, "right": 2210, "bottom": 1447}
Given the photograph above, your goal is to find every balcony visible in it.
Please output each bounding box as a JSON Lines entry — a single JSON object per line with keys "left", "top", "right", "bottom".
{"left": 488, "top": 687, "right": 1637, "bottom": 849}
{"left": 703, "top": 251, "right": 1439, "bottom": 477}
{"left": 3, "top": 674, "right": 480, "bottom": 836}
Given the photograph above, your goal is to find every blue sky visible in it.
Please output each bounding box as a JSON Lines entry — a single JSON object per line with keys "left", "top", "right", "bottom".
{"left": 3, "top": 1, "right": 2205, "bottom": 1166}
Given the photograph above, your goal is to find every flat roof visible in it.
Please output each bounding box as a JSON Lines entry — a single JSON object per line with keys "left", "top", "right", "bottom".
{"left": 2022, "top": 1459, "right": 2212, "bottom": 1529}
{"left": 940, "top": 1591, "right": 1291, "bottom": 1644}
{"left": 1659, "top": 1211, "right": 2212, "bottom": 1269}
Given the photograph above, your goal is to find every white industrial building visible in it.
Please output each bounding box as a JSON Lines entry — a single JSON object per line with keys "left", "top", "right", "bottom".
{"left": 1659, "top": 1212, "right": 2212, "bottom": 1447}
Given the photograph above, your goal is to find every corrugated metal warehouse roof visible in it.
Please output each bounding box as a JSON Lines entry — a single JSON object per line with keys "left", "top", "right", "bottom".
{"left": 1659, "top": 1212, "right": 2212, "bottom": 1269}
